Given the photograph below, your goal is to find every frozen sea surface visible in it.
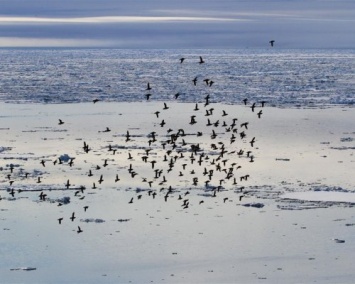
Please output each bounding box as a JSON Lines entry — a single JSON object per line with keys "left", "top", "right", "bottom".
{"left": 1, "top": 102, "right": 355, "bottom": 283}
{"left": 0, "top": 48, "right": 354, "bottom": 106}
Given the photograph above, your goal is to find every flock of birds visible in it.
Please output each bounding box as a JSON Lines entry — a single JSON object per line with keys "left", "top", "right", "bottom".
{"left": 1, "top": 54, "right": 267, "bottom": 234}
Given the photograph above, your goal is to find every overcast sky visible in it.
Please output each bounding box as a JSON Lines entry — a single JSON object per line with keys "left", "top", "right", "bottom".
{"left": 0, "top": 0, "right": 354, "bottom": 48}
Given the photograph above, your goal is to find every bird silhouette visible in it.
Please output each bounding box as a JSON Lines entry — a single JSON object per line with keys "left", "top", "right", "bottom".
{"left": 192, "top": 77, "right": 198, "bottom": 86}
{"left": 250, "top": 137, "right": 256, "bottom": 147}
{"left": 65, "top": 179, "right": 71, "bottom": 189}
{"left": 199, "top": 56, "right": 205, "bottom": 64}
{"left": 269, "top": 40, "right": 275, "bottom": 47}
{"left": 251, "top": 103, "right": 256, "bottom": 112}
{"left": 70, "top": 212, "right": 76, "bottom": 222}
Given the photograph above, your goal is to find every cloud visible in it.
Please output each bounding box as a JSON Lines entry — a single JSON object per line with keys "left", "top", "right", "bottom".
{"left": 0, "top": 0, "right": 354, "bottom": 48}
{"left": 0, "top": 37, "right": 107, "bottom": 47}
{"left": 0, "top": 15, "right": 244, "bottom": 25}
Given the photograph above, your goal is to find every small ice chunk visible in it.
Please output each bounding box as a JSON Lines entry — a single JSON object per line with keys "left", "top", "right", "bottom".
{"left": 10, "top": 267, "right": 37, "bottom": 271}
{"left": 242, "top": 203, "right": 265, "bottom": 208}
{"left": 80, "top": 218, "right": 105, "bottom": 223}
{"left": 332, "top": 238, "right": 345, "bottom": 243}
{"left": 59, "top": 154, "right": 71, "bottom": 162}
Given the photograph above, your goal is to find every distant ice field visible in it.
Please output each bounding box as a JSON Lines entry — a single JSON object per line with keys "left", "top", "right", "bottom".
{"left": 0, "top": 48, "right": 354, "bottom": 106}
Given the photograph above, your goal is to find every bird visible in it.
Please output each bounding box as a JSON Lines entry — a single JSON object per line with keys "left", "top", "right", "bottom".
{"left": 199, "top": 56, "right": 205, "bottom": 64}
{"left": 257, "top": 110, "right": 263, "bottom": 119}
{"left": 125, "top": 131, "right": 131, "bottom": 142}
{"left": 240, "top": 122, "right": 249, "bottom": 129}
{"left": 146, "top": 82, "right": 152, "bottom": 91}
{"left": 190, "top": 116, "right": 197, "bottom": 125}
{"left": 93, "top": 99, "right": 99, "bottom": 103}
{"left": 77, "top": 226, "right": 83, "bottom": 233}
{"left": 180, "top": 57, "right": 185, "bottom": 63}
{"left": 70, "top": 212, "right": 76, "bottom": 222}
{"left": 269, "top": 40, "right": 275, "bottom": 47}
{"left": 250, "top": 103, "right": 256, "bottom": 112}
{"left": 65, "top": 179, "right": 71, "bottom": 189}
{"left": 103, "top": 127, "right": 111, "bottom": 132}
{"left": 58, "top": 218, "right": 63, "bottom": 224}
{"left": 39, "top": 191, "right": 46, "bottom": 201}
{"left": 250, "top": 137, "right": 256, "bottom": 147}
{"left": 192, "top": 77, "right": 198, "bottom": 86}
{"left": 58, "top": 119, "right": 64, "bottom": 125}
{"left": 83, "top": 206, "right": 89, "bottom": 212}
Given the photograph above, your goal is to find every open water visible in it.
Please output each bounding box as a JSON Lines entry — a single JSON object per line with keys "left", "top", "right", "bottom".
{"left": 0, "top": 48, "right": 354, "bottom": 106}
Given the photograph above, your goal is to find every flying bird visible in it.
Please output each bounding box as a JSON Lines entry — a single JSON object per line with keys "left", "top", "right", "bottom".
{"left": 192, "top": 77, "right": 198, "bottom": 86}
{"left": 70, "top": 212, "right": 76, "bottom": 222}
